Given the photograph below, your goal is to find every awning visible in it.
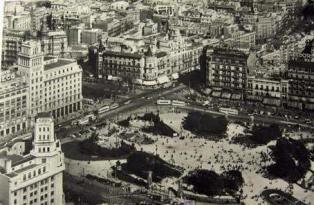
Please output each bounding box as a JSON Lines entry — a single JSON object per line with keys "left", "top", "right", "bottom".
{"left": 172, "top": 73, "right": 179, "bottom": 80}
{"left": 287, "top": 101, "right": 300, "bottom": 108}
{"left": 246, "top": 95, "right": 263, "bottom": 102}
{"left": 142, "top": 80, "right": 157, "bottom": 86}
{"left": 157, "top": 76, "right": 170, "bottom": 84}
{"left": 231, "top": 94, "right": 242, "bottom": 100}
{"left": 262, "top": 98, "right": 281, "bottom": 106}
{"left": 134, "top": 79, "right": 143, "bottom": 85}
{"left": 211, "top": 91, "right": 221, "bottom": 97}
{"left": 221, "top": 92, "right": 231, "bottom": 99}
{"left": 305, "top": 103, "right": 314, "bottom": 110}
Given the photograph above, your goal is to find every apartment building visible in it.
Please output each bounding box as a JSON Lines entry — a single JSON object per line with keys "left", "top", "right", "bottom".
{"left": 0, "top": 113, "right": 65, "bottom": 205}
{"left": 246, "top": 75, "right": 289, "bottom": 106}
{"left": 206, "top": 47, "right": 254, "bottom": 95}
{"left": 286, "top": 53, "right": 314, "bottom": 110}
{"left": 1, "top": 30, "right": 24, "bottom": 68}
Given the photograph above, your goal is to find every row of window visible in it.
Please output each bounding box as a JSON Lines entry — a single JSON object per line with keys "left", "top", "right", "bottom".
{"left": 23, "top": 166, "right": 46, "bottom": 181}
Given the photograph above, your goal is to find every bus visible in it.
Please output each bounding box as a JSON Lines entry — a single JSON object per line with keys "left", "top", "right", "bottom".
{"left": 78, "top": 118, "right": 89, "bottom": 125}
{"left": 110, "top": 103, "right": 119, "bottom": 110}
{"left": 83, "top": 98, "right": 95, "bottom": 105}
{"left": 171, "top": 100, "right": 186, "bottom": 107}
{"left": 156, "top": 99, "right": 171, "bottom": 105}
{"left": 219, "top": 107, "right": 239, "bottom": 115}
{"left": 97, "top": 105, "right": 110, "bottom": 114}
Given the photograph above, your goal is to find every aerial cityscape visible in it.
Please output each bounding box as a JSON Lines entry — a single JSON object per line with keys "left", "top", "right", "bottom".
{"left": 0, "top": 0, "right": 313, "bottom": 204}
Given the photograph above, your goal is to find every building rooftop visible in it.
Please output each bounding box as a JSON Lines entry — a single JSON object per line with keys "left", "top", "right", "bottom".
{"left": 37, "top": 112, "right": 52, "bottom": 118}
{"left": 288, "top": 60, "right": 314, "bottom": 71}
{"left": 213, "top": 47, "right": 248, "bottom": 58}
{"left": 103, "top": 50, "right": 142, "bottom": 59}
{"left": 11, "top": 155, "right": 36, "bottom": 166}
{"left": 44, "top": 59, "right": 74, "bottom": 71}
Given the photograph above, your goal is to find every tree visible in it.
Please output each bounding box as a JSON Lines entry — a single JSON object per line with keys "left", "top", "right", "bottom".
{"left": 183, "top": 112, "right": 228, "bottom": 136}
{"left": 267, "top": 138, "right": 311, "bottom": 182}
{"left": 184, "top": 169, "right": 244, "bottom": 196}
{"left": 250, "top": 124, "right": 282, "bottom": 145}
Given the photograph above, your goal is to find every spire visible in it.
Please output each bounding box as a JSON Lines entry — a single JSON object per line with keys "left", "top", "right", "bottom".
{"left": 98, "top": 38, "right": 105, "bottom": 52}
{"left": 145, "top": 46, "right": 153, "bottom": 56}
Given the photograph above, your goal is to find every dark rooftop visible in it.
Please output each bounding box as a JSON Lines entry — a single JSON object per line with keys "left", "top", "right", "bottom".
{"left": 44, "top": 59, "right": 74, "bottom": 70}
{"left": 288, "top": 60, "right": 314, "bottom": 71}
{"left": 103, "top": 50, "right": 142, "bottom": 59}
{"left": 37, "top": 112, "right": 52, "bottom": 118}
{"left": 156, "top": 52, "right": 168, "bottom": 58}
{"left": 44, "top": 56, "right": 56, "bottom": 61}
{"left": 11, "top": 155, "right": 36, "bottom": 166}
{"left": 213, "top": 47, "right": 248, "bottom": 58}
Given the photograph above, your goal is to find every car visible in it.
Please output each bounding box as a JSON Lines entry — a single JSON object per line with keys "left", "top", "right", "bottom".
{"left": 145, "top": 96, "right": 152, "bottom": 100}
{"left": 70, "top": 134, "right": 76, "bottom": 139}
{"left": 124, "top": 100, "right": 132, "bottom": 105}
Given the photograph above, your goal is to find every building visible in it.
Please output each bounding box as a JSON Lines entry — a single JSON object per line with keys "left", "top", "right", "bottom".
{"left": 286, "top": 53, "right": 314, "bottom": 110}
{"left": 246, "top": 75, "right": 289, "bottom": 107}
{"left": 96, "top": 34, "right": 203, "bottom": 87}
{"left": 39, "top": 21, "right": 68, "bottom": 57}
{"left": 5, "top": 13, "right": 31, "bottom": 31}
{"left": 18, "top": 40, "right": 82, "bottom": 120}
{"left": 0, "top": 70, "right": 29, "bottom": 138}
{"left": 97, "top": 47, "right": 145, "bottom": 81}
{"left": 66, "top": 25, "right": 83, "bottom": 46}
{"left": 1, "top": 30, "right": 25, "bottom": 68}
{"left": 205, "top": 47, "right": 256, "bottom": 98}
{"left": 0, "top": 0, "right": 4, "bottom": 69}
{"left": 81, "top": 29, "right": 101, "bottom": 45}
{"left": 0, "top": 113, "right": 65, "bottom": 205}
{"left": 30, "top": 7, "right": 49, "bottom": 35}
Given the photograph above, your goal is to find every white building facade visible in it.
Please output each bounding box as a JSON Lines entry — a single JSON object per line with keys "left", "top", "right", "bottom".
{"left": 0, "top": 113, "right": 65, "bottom": 205}
{"left": 18, "top": 40, "right": 82, "bottom": 120}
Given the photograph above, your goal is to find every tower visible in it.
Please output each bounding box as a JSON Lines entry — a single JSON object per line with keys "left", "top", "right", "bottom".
{"left": 18, "top": 41, "right": 45, "bottom": 118}
{"left": 31, "top": 113, "right": 61, "bottom": 157}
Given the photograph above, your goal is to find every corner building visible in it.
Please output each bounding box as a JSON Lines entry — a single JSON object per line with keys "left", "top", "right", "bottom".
{"left": 18, "top": 40, "right": 82, "bottom": 119}
{"left": 0, "top": 113, "right": 65, "bottom": 205}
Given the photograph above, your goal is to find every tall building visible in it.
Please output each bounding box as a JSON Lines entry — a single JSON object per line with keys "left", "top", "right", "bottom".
{"left": 286, "top": 53, "right": 314, "bottom": 110}
{"left": 39, "top": 20, "right": 68, "bottom": 57}
{"left": 206, "top": 47, "right": 255, "bottom": 96}
{"left": 0, "top": 0, "right": 4, "bottom": 70}
{"left": 1, "top": 30, "right": 25, "bottom": 68}
{"left": 18, "top": 40, "right": 82, "bottom": 119}
{"left": 0, "top": 113, "right": 65, "bottom": 205}
{"left": 0, "top": 70, "right": 29, "bottom": 138}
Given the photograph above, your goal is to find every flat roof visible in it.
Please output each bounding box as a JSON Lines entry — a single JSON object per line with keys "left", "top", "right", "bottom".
{"left": 44, "top": 59, "right": 74, "bottom": 71}
{"left": 11, "top": 155, "right": 36, "bottom": 166}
